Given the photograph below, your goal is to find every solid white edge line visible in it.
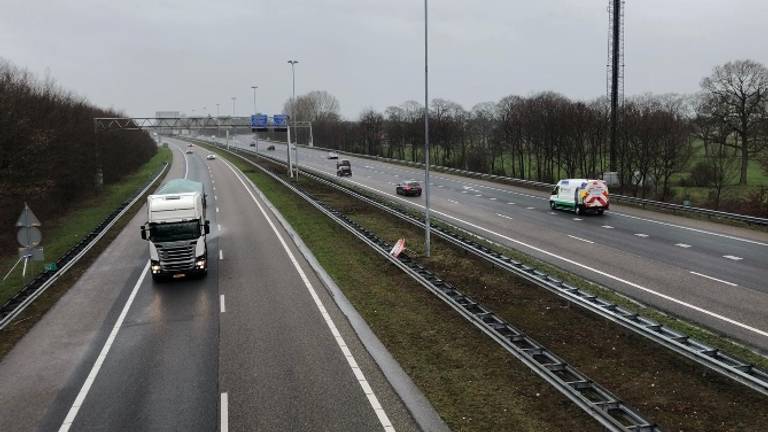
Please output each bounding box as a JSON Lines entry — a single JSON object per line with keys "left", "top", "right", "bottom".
{"left": 220, "top": 158, "right": 396, "bottom": 431}
{"left": 220, "top": 294, "right": 226, "bottom": 313}
{"left": 690, "top": 271, "right": 739, "bottom": 287}
{"left": 324, "top": 174, "right": 768, "bottom": 339}
{"left": 220, "top": 392, "right": 229, "bottom": 432}
{"left": 58, "top": 261, "right": 150, "bottom": 431}
{"left": 567, "top": 235, "right": 595, "bottom": 244}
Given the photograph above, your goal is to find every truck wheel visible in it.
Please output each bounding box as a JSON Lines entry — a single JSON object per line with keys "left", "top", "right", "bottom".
{"left": 597, "top": 209, "right": 604, "bottom": 215}
{"left": 151, "top": 273, "right": 163, "bottom": 283}
{"left": 550, "top": 201, "right": 556, "bottom": 210}
{"left": 575, "top": 205, "right": 582, "bottom": 216}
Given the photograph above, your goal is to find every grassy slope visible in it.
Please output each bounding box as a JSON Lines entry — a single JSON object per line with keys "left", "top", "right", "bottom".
{"left": 0, "top": 146, "right": 171, "bottom": 305}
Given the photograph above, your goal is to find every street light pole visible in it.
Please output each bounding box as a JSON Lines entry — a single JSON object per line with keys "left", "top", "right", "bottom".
{"left": 287, "top": 60, "right": 299, "bottom": 178}
{"left": 251, "top": 85, "right": 258, "bottom": 114}
{"left": 423, "top": 0, "right": 431, "bottom": 257}
{"left": 216, "top": 103, "right": 220, "bottom": 138}
{"left": 231, "top": 97, "right": 236, "bottom": 116}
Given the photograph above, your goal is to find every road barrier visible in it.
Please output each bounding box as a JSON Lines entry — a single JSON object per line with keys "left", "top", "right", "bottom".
{"left": 0, "top": 162, "right": 169, "bottom": 331}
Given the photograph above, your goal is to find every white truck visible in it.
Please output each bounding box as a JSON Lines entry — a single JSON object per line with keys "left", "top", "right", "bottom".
{"left": 140, "top": 179, "right": 210, "bottom": 281}
{"left": 549, "top": 178, "right": 609, "bottom": 215}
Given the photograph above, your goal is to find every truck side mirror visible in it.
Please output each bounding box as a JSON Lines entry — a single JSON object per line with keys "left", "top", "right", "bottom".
{"left": 204, "top": 220, "right": 210, "bottom": 235}
{"left": 140, "top": 226, "right": 147, "bottom": 240}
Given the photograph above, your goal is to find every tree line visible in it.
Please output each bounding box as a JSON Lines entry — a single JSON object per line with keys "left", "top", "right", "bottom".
{"left": 280, "top": 60, "right": 768, "bottom": 214}
{"left": 0, "top": 59, "right": 157, "bottom": 251}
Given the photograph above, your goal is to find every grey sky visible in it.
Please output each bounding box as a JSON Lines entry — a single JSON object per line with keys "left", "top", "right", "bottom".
{"left": 3, "top": 0, "right": 766, "bottom": 119}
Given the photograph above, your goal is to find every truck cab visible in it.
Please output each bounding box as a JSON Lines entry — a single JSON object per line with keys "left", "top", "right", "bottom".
{"left": 549, "top": 179, "right": 609, "bottom": 215}
{"left": 140, "top": 179, "right": 210, "bottom": 281}
{"left": 336, "top": 159, "right": 352, "bottom": 177}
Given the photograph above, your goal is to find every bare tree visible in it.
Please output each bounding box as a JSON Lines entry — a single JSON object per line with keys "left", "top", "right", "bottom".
{"left": 700, "top": 59, "right": 768, "bottom": 185}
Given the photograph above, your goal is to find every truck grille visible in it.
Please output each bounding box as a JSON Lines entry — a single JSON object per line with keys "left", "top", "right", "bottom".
{"left": 156, "top": 240, "right": 197, "bottom": 272}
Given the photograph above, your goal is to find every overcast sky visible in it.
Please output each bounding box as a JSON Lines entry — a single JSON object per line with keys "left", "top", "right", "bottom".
{"left": 2, "top": 0, "right": 767, "bottom": 119}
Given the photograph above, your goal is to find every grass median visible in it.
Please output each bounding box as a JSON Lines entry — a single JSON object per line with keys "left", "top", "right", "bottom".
{"left": 0, "top": 146, "right": 171, "bottom": 357}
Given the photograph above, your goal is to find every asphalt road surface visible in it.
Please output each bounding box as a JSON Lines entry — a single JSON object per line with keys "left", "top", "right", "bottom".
{"left": 218, "top": 134, "right": 768, "bottom": 352}
{"left": 0, "top": 139, "right": 420, "bottom": 432}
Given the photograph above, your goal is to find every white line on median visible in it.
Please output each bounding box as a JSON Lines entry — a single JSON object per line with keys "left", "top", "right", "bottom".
{"left": 219, "top": 249, "right": 223, "bottom": 260}
{"left": 568, "top": 235, "right": 594, "bottom": 244}
{"left": 58, "top": 261, "right": 150, "bottom": 432}
{"left": 221, "top": 393, "right": 229, "bottom": 432}
{"left": 220, "top": 158, "right": 396, "bottom": 431}
{"left": 690, "top": 271, "right": 738, "bottom": 287}
{"left": 220, "top": 295, "right": 226, "bottom": 313}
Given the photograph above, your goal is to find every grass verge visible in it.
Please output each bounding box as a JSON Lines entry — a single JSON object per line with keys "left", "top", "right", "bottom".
{"left": 0, "top": 146, "right": 172, "bottom": 358}
{"left": 202, "top": 141, "right": 768, "bottom": 431}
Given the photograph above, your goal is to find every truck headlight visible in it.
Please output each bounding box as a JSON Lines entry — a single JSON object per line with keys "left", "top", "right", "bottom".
{"left": 196, "top": 259, "right": 207, "bottom": 269}
{"left": 151, "top": 264, "right": 161, "bottom": 273}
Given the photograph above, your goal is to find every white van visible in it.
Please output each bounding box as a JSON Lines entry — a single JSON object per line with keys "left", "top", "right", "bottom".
{"left": 549, "top": 179, "right": 609, "bottom": 215}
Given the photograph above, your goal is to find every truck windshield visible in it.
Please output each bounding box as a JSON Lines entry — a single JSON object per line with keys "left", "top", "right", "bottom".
{"left": 149, "top": 221, "right": 200, "bottom": 242}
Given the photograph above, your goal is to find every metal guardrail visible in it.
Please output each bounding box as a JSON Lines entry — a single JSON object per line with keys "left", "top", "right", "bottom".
{"left": 212, "top": 142, "right": 660, "bottom": 432}
{"left": 277, "top": 140, "right": 768, "bottom": 227}
{"left": 205, "top": 138, "right": 768, "bottom": 398}
{"left": 0, "top": 162, "right": 169, "bottom": 331}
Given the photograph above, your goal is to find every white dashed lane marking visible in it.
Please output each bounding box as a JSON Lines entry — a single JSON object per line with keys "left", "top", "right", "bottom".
{"left": 634, "top": 233, "right": 649, "bottom": 238}
{"left": 690, "top": 271, "right": 738, "bottom": 287}
{"left": 568, "top": 235, "right": 594, "bottom": 244}
{"left": 602, "top": 225, "right": 614, "bottom": 229}
{"left": 723, "top": 255, "right": 743, "bottom": 261}
{"left": 675, "top": 243, "right": 691, "bottom": 248}
{"left": 496, "top": 213, "right": 514, "bottom": 220}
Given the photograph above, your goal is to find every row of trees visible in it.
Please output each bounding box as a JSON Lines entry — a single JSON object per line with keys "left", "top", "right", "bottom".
{"left": 281, "top": 60, "right": 768, "bottom": 212}
{"left": 0, "top": 59, "right": 157, "bottom": 251}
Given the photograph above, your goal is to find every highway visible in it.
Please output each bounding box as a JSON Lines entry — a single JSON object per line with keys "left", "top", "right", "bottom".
{"left": 0, "top": 138, "right": 422, "bottom": 431}
{"left": 218, "top": 134, "right": 768, "bottom": 351}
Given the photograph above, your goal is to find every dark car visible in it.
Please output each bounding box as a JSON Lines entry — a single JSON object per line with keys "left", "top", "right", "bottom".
{"left": 249, "top": 142, "right": 256, "bottom": 147}
{"left": 396, "top": 180, "right": 422, "bottom": 197}
{"left": 267, "top": 145, "right": 275, "bottom": 151}
{"left": 336, "top": 159, "right": 352, "bottom": 177}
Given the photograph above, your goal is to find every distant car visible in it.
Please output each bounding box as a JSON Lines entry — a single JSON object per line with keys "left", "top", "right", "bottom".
{"left": 249, "top": 143, "right": 256, "bottom": 147}
{"left": 185, "top": 149, "right": 194, "bottom": 154}
{"left": 328, "top": 151, "right": 339, "bottom": 159}
{"left": 211, "top": 135, "right": 215, "bottom": 139}
{"left": 396, "top": 180, "right": 422, "bottom": 197}
{"left": 206, "top": 154, "right": 216, "bottom": 160}
{"left": 187, "top": 143, "right": 193, "bottom": 147}
{"left": 267, "top": 145, "right": 275, "bottom": 151}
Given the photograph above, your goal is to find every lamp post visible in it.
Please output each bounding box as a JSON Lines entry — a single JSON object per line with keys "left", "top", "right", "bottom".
{"left": 251, "top": 85, "right": 258, "bottom": 153}
{"left": 216, "top": 103, "right": 220, "bottom": 138}
{"left": 231, "top": 97, "right": 236, "bottom": 116}
{"left": 423, "top": 0, "right": 431, "bottom": 257}
{"left": 287, "top": 60, "right": 299, "bottom": 178}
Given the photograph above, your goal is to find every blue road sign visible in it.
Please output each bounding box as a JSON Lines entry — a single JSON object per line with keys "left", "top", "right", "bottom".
{"left": 251, "top": 114, "right": 268, "bottom": 128}
{"left": 272, "top": 114, "right": 288, "bottom": 127}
